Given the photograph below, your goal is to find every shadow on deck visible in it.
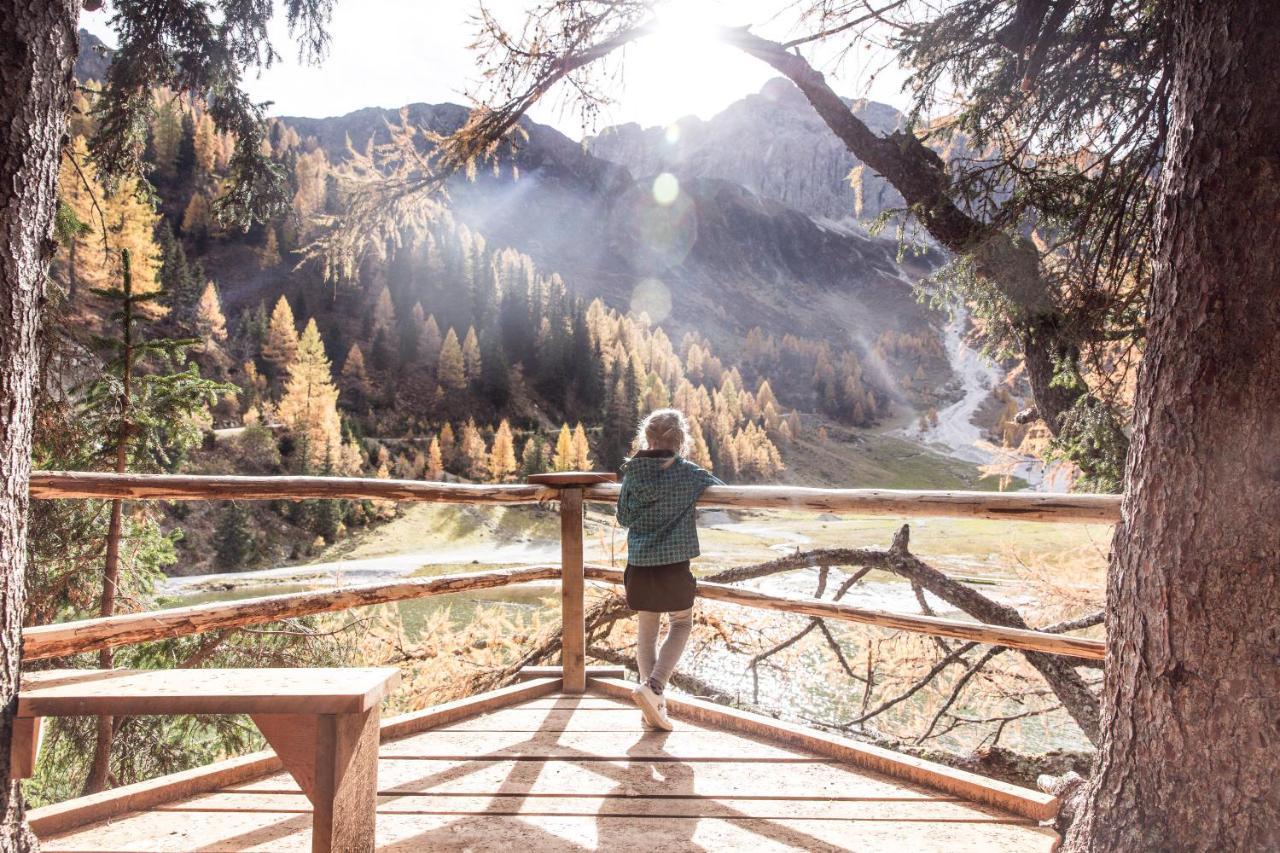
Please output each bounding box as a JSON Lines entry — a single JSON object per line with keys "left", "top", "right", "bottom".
{"left": 35, "top": 677, "right": 1057, "bottom": 852}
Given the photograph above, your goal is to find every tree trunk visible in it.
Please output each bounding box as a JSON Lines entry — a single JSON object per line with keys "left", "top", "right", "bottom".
{"left": 83, "top": 253, "right": 133, "bottom": 794}
{"left": 1062, "top": 2, "right": 1280, "bottom": 848}
{"left": 0, "top": 1, "right": 79, "bottom": 849}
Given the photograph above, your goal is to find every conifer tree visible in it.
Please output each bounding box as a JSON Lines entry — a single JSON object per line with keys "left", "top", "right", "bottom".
{"left": 520, "top": 435, "right": 546, "bottom": 476}
{"left": 241, "top": 360, "right": 267, "bottom": 416}
{"left": 194, "top": 280, "right": 227, "bottom": 345}
{"left": 291, "top": 147, "right": 329, "bottom": 221}
{"left": 149, "top": 97, "right": 183, "bottom": 182}
{"left": 81, "top": 247, "right": 232, "bottom": 792}
{"left": 257, "top": 226, "right": 281, "bottom": 269}
{"left": 56, "top": 137, "right": 109, "bottom": 299}
{"left": 462, "top": 325, "right": 482, "bottom": 381}
{"left": 458, "top": 418, "right": 488, "bottom": 479}
{"left": 104, "top": 174, "right": 163, "bottom": 303}
{"left": 156, "top": 223, "right": 202, "bottom": 321}
{"left": 552, "top": 423, "right": 574, "bottom": 472}
{"left": 262, "top": 295, "right": 300, "bottom": 378}
{"left": 370, "top": 458, "right": 396, "bottom": 520}
{"left": 438, "top": 422, "right": 457, "bottom": 469}
{"left": 437, "top": 328, "right": 467, "bottom": 391}
{"left": 276, "top": 319, "right": 342, "bottom": 471}
{"left": 426, "top": 436, "right": 445, "bottom": 480}
{"left": 420, "top": 314, "right": 443, "bottom": 368}
{"left": 181, "top": 191, "right": 211, "bottom": 249}
{"left": 340, "top": 343, "right": 370, "bottom": 405}
{"left": 214, "top": 502, "right": 255, "bottom": 569}
{"left": 192, "top": 111, "right": 219, "bottom": 174}
{"left": 688, "top": 417, "right": 714, "bottom": 470}
{"left": 371, "top": 286, "right": 396, "bottom": 334}
{"left": 601, "top": 373, "right": 637, "bottom": 470}
{"left": 570, "top": 423, "right": 593, "bottom": 470}
{"left": 489, "top": 420, "right": 518, "bottom": 482}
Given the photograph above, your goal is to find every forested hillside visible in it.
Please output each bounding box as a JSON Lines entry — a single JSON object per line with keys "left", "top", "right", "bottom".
{"left": 41, "top": 33, "right": 960, "bottom": 579}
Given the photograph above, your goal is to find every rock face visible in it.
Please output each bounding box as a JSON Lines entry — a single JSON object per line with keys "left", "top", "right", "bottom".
{"left": 282, "top": 93, "right": 945, "bottom": 360}
{"left": 587, "top": 78, "right": 908, "bottom": 223}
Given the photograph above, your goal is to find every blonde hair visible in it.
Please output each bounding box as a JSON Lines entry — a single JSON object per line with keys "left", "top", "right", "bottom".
{"left": 635, "top": 408, "right": 691, "bottom": 460}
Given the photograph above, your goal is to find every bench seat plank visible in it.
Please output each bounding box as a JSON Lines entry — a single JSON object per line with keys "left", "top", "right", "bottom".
{"left": 18, "top": 668, "right": 400, "bottom": 717}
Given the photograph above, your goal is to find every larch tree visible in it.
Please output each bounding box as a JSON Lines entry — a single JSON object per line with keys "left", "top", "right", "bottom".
{"left": 461, "top": 325, "right": 482, "bottom": 381}
{"left": 570, "top": 423, "right": 592, "bottom": 471}
{"left": 179, "top": 191, "right": 211, "bottom": 244}
{"left": 104, "top": 176, "right": 162, "bottom": 302}
{"left": 262, "top": 295, "right": 300, "bottom": 379}
{"left": 56, "top": 136, "right": 109, "bottom": 299}
{"left": 425, "top": 436, "right": 444, "bottom": 480}
{"left": 437, "top": 327, "right": 467, "bottom": 391}
{"left": 458, "top": 418, "right": 488, "bottom": 480}
{"left": 193, "top": 280, "right": 227, "bottom": 345}
{"left": 276, "top": 319, "right": 342, "bottom": 472}
{"left": 257, "top": 225, "right": 281, "bottom": 269}
{"left": 438, "top": 422, "right": 457, "bottom": 470}
{"left": 419, "top": 313, "right": 443, "bottom": 369}
{"left": 371, "top": 286, "right": 396, "bottom": 334}
{"left": 687, "top": 417, "right": 714, "bottom": 471}
{"left": 488, "top": 419, "right": 517, "bottom": 482}
{"left": 339, "top": 342, "right": 370, "bottom": 403}
{"left": 552, "top": 423, "right": 574, "bottom": 472}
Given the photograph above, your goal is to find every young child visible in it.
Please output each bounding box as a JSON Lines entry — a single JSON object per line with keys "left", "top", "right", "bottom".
{"left": 615, "top": 408, "right": 723, "bottom": 731}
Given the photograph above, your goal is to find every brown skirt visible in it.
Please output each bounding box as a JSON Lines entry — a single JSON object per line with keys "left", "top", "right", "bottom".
{"left": 624, "top": 560, "right": 696, "bottom": 612}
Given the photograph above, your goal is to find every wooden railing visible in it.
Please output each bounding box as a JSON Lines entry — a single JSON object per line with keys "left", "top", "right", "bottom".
{"left": 26, "top": 471, "right": 1118, "bottom": 687}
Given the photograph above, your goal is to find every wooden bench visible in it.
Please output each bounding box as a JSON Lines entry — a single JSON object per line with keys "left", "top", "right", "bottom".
{"left": 13, "top": 667, "right": 400, "bottom": 853}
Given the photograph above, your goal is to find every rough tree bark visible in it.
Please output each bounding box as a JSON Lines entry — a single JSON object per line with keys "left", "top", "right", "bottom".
{"left": 1062, "top": 1, "right": 1280, "bottom": 848}
{"left": 0, "top": 1, "right": 79, "bottom": 848}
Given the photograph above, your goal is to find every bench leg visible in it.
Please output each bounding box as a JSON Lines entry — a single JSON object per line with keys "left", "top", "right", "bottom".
{"left": 312, "top": 708, "right": 380, "bottom": 853}
{"left": 252, "top": 708, "right": 381, "bottom": 853}
{"left": 9, "top": 717, "right": 42, "bottom": 779}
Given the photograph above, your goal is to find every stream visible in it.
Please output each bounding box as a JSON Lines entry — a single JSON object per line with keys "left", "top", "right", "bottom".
{"left": 904, "top": 306, "right": 1071, "bottom": 491}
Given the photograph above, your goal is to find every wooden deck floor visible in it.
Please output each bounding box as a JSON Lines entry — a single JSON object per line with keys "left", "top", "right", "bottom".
{"left": 40, "top": 688, "right": 1057, "bottom": 852}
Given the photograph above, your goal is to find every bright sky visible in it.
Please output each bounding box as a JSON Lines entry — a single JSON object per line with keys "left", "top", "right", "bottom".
{"left": 80, "top": 0, "right": 914, "bottom": 138}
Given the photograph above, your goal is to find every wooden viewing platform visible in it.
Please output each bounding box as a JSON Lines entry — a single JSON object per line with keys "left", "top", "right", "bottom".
{"left": 20, "top": 472, "right": 1108, "bottom": 850}
{"left": 32, "top": 675, "right": 1057, "bottom": 851}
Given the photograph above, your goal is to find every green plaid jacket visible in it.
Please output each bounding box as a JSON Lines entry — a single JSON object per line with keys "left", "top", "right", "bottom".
{"left": 615, "top": 452, "right": 723, "bottom": 566}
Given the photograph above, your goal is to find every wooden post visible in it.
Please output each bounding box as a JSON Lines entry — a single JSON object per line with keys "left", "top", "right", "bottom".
{"left": 528, "top": 473, "right": 615, "bottom": 693}
{"left": 312, "top": 708, "right": 380, "bottom": 853}
{"left": 559, "top": 486, "right": 586, "bottom": 693}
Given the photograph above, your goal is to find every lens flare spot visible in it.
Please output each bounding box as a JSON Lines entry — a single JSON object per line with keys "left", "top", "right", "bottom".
{"left": 630, "top": 278, "right": 673, "bottom": 324}
{"left": 652, "top": 172, "right": 680, "bottom": 206}
{"left": 664, "top": 124, "right": 681, "bottom": 145}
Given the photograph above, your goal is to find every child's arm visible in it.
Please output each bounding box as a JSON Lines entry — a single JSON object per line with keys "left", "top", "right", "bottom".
{"left": 614, "top": 475, "right": 637, "bottom": 527}
{"left": 692, "top": 463, "right": 725, "bottom": 489}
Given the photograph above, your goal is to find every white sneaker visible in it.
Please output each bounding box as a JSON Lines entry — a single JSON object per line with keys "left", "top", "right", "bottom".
{"left": 640, "top": 696, "right": 668, "bottom": 730}
{"left": 631, "top": 683, "right": 673, "bottom": 731}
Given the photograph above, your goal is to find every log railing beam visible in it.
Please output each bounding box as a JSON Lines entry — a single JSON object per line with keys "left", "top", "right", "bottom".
{"left": 22, "top": 565, "right": 560, "bottom": 661}
{"left": 28, "top": 471, "right": 552, "bottom": 504}
{"left": 584, "top": 565, "right": 1105, "bottom": 660}
{"left": 585, "top": 483, "right": 1121, "bottom": 524}
{"left": 29, "top": 472, "right": 1121, "bottom": 524}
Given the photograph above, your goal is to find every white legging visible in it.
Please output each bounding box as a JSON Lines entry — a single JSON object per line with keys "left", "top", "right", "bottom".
{"left": 635, "top": 608, "right": 693, "bottom": 692}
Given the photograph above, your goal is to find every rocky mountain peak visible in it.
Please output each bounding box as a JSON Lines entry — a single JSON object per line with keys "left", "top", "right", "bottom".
{"left": 587, "top": 78, "right": 908, "bottom": 224}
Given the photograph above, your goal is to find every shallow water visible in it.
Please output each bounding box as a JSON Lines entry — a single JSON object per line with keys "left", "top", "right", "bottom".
{"left": 159, "top": 510, "right": 1104, "bottom": 757}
